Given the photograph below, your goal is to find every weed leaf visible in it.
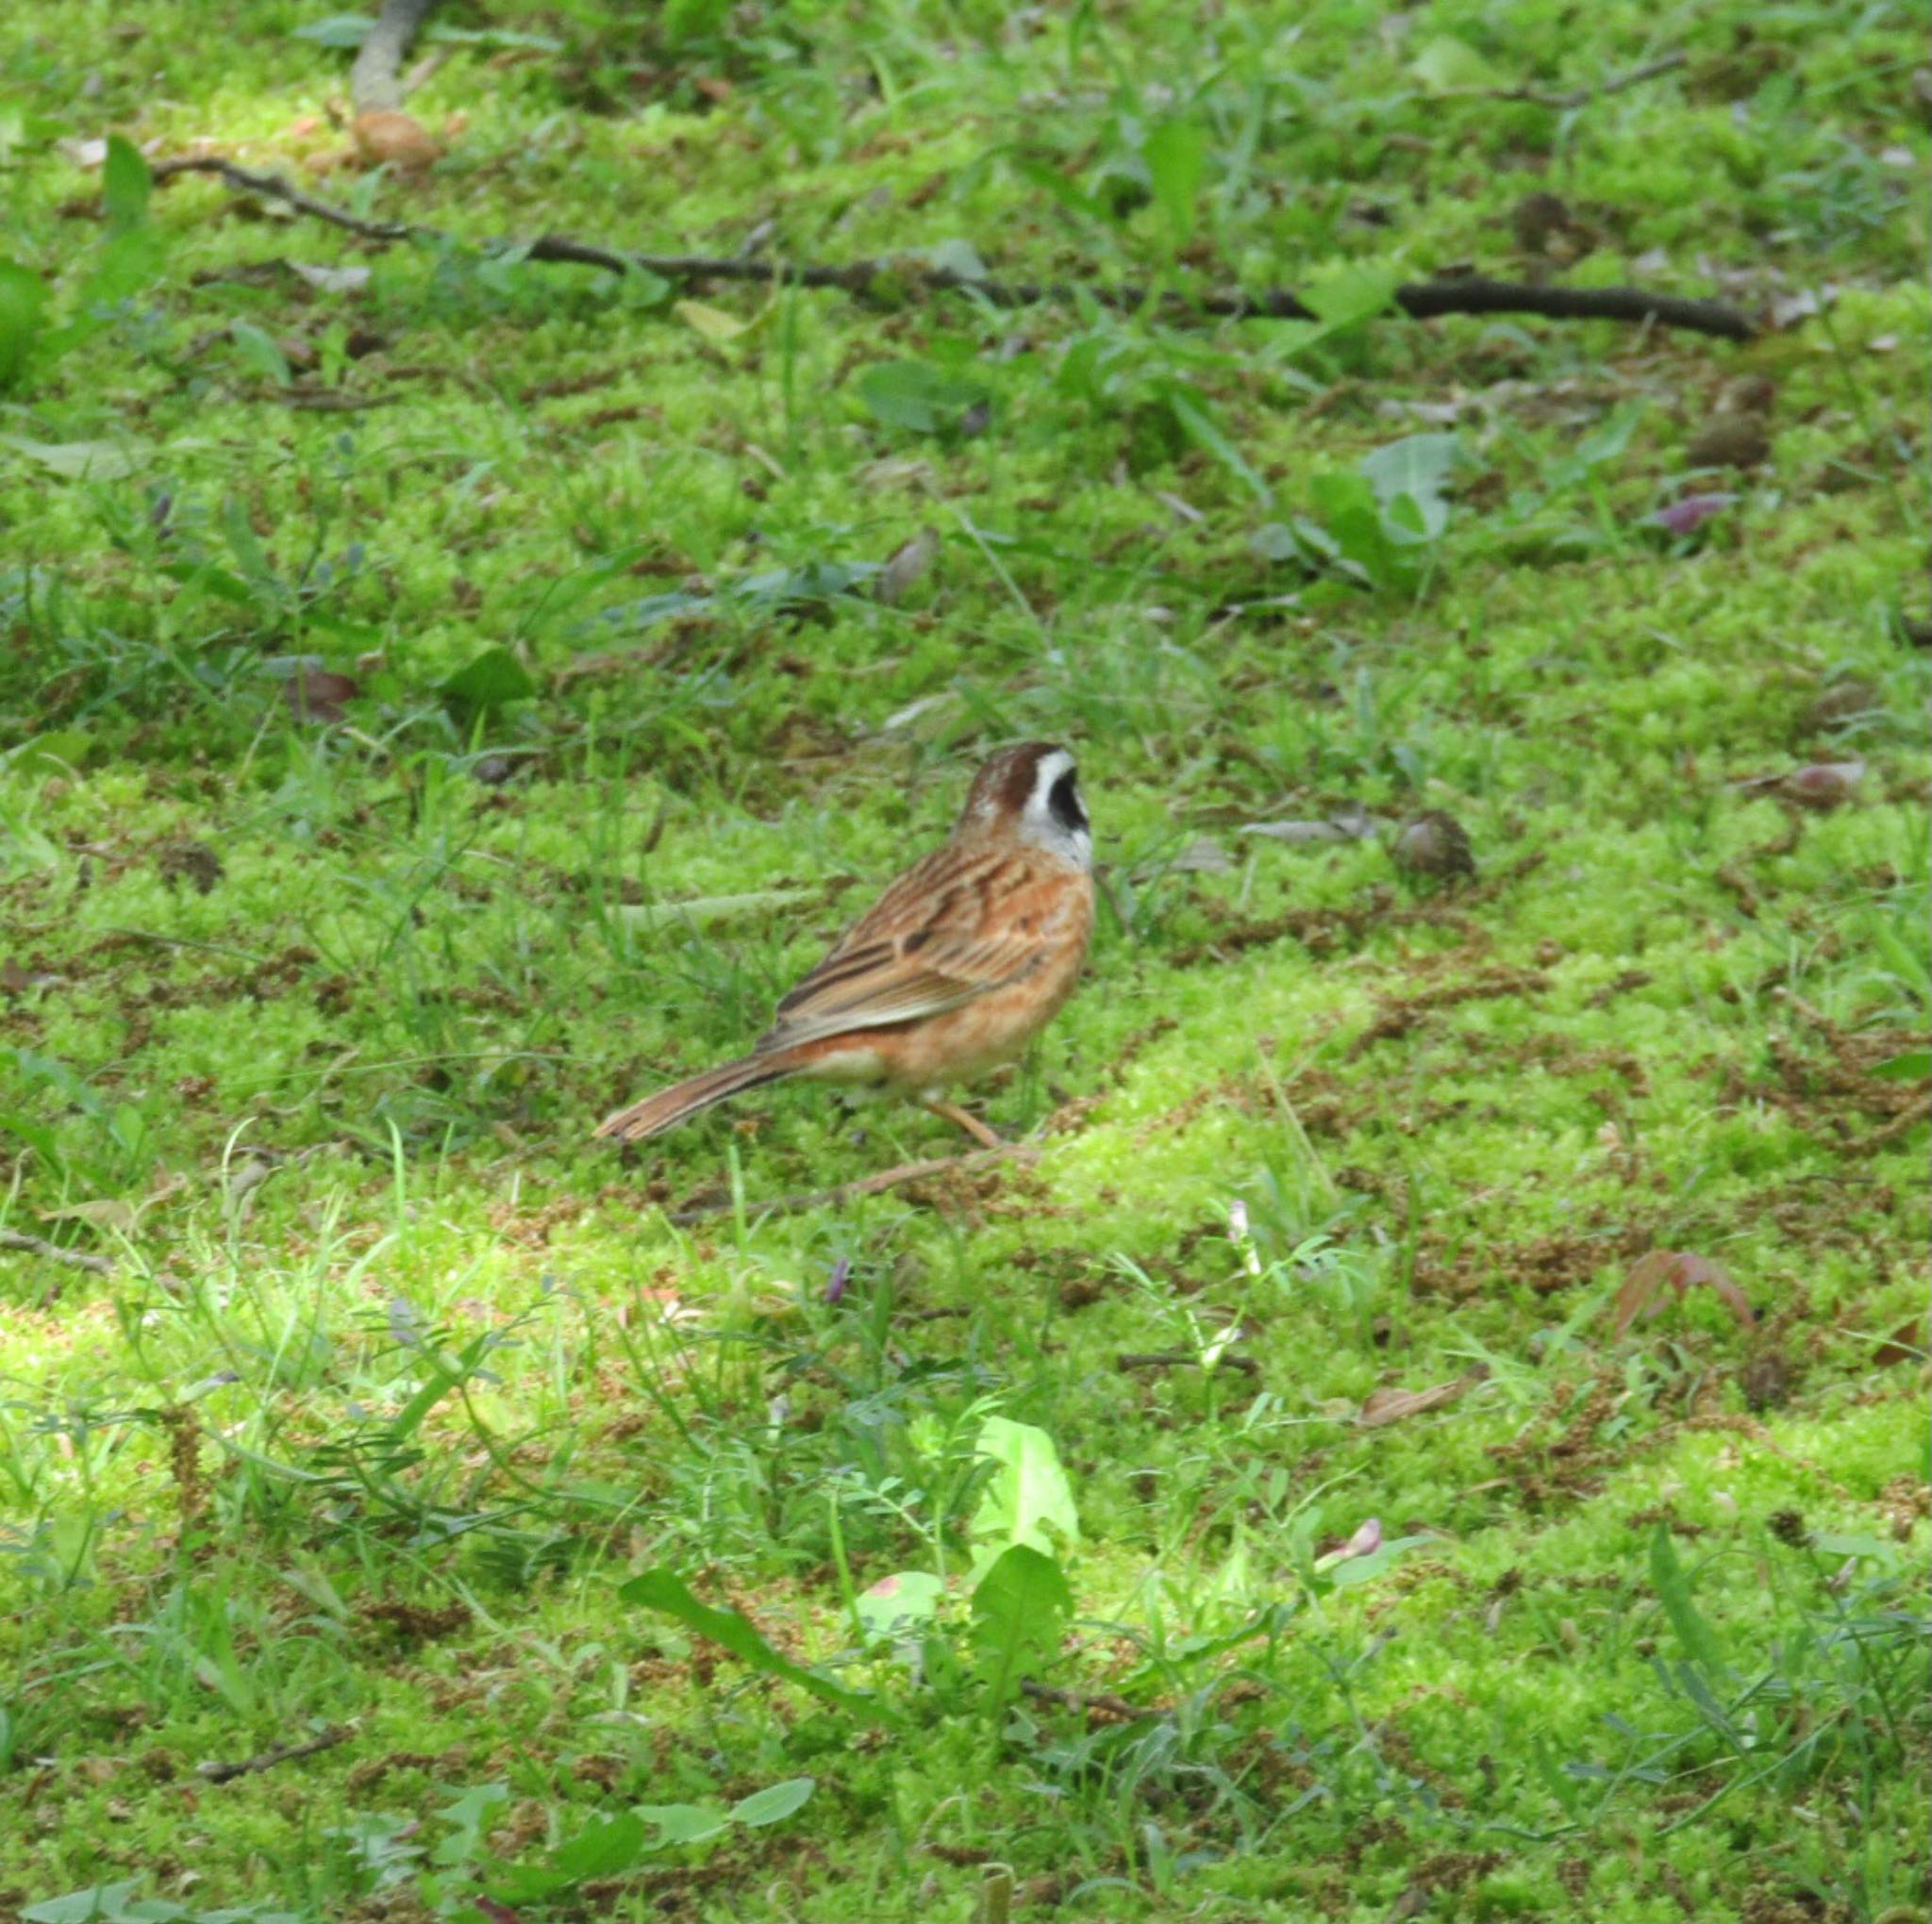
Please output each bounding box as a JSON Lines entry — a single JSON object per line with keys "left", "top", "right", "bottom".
{"left": 730, "top": 1777, "right": 816, "bottom": 1827}
{"left": 622, "top": 1568, "right": 898, "bottom": 1724}
{"left": 971, "top": 1543, "right": 1072, "bottom": 1702}
{"left": 1648, "top": 1528, "right": 1726, "bottom": 1675}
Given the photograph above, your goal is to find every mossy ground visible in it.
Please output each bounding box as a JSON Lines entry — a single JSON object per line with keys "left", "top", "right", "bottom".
{"left": 1, "top": 2, "right": 1927, "bottom": 1919}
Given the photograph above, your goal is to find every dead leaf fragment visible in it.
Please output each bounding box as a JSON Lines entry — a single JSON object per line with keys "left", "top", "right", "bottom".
{"left": 352, "top": 109, "right": 441, "bottom": 173}
{"left": 283, "top": 668, "right": 359, "bottom": 725}
{"left": 1392, "top": 810, "right": 1475, "bottom": 880}
{"left": 1686, "top": 414, "right": 1771, "bottom": 470}
{"left": 290, "top": 261, "right": 372, "bottom": 294}
{"left": 1611, "top": 1250, "right": 1755, "bottom": 1338}
{"left": 1873, "top": 1319, "right": 1927, "bottom": 1368}
{"left": 1781, "top": 758, "right": 1864, "bottom": 810}
{"left": 40, "top": 1199, "right": 137, "bottom": 1235}
{"left": 875, "top": 525, "right": 940, "bottom": 606}
{"left": 1358, "top": 1372, "right": 1482, "bottom": 1427}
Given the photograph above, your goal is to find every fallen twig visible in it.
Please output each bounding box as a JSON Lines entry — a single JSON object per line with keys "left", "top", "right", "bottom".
{"left": 198, "top": 1725, "right": 350, "bottom": 1783}
{"left": 352, "top": 0, "right": 441, "bottom": 115}
{"left": 1020, "top": 1679, "right": 1148, "bottom": 1721}
{"left": 0, "top": 1228, "right": 116, "bottom": 1275}
{"left": 1115, "top": 1349, "right": 1262, "bottom": 1378}
{"left": 151, "top": 155, "right": 1756, "bottom": 340}
{"left": 1470, "top": 52, "right": 1688, "bottom": 111}
{"left": 667, "top": 1145, "right": 1033, "bottom": 1225}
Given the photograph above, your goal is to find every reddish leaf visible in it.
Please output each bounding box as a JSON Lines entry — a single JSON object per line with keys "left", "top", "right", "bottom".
{"left": 1612, "top": 1251, "right": 1755, "bottom": 1338}
{"left": 1781, "top": 758, "right": 1864, "bottom": 810}
{"left": 1646, "top": 491, "right": 1735, "bottom": 538}
{"left": 1873, "top": 1319, "right": 1926, "bottom": 1368}
{"left": 283, "top": 669, "right": 359, "bottom": 725}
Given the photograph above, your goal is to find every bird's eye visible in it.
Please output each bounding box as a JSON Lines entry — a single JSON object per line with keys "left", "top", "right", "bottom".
{"left": 1047, "top": 770, "right": 1088, "bottom": 834}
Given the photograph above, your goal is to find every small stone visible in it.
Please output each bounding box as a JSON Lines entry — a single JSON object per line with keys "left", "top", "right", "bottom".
{"left": 1510, "top": 191, "right": 1574, "bottom": 255}
{"left": 1686, "top": 414, "right": 1771, "bottom": 470}
{"left": 1803, "top": 677, "right": 1879, "bottom": 731}
{"left": 1392, "top": 810, "right": 1476, "bottom": 881}
{"left": 1716, "top": 373, "right": 1776, "bottom": 416}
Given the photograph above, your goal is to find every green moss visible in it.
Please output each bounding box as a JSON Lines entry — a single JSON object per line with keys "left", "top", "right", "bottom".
{"left": 1, "top": 0, "right": 1926, "bottom": 1918}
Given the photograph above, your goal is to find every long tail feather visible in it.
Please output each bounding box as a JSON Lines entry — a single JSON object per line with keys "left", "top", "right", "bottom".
{"left": 593, "top": 1055, "right": 791, "bottom": 1143}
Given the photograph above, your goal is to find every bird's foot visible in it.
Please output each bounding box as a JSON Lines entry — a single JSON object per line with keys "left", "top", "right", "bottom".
{"left": 920, "top": 1099, "right": 1006, "bottom": 1151}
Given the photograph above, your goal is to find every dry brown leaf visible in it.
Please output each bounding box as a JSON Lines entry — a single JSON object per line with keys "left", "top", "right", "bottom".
{"left": 1873, "top": 1318, "right": 1927, "bottom": 1368}
{"left": 1612, "top": 1250, "right": 1755, "bottom": 1337}
{"left": 284, "top": 668, "right": 359, "bottom": 724}
{"left": 1781, "top": 758, "right": 1864, "bottom": 809}
{"left": 1358, "top": 1372, "right": 1480, "bottom": 1427}
{"left": 875, "top": 525, "right": 940, "bottom": 606}
{"left": 40, "top": 1199, "right": 137, "bottom": 1234}
{"left": 352, "top": 109, "right": 441, "bottom": 173}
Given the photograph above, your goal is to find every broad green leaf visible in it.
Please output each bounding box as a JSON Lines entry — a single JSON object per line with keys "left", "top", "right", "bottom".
{"left": 1409, "top": 34, "right": 1500, "bottom": 91}
{"left": 553, "top": 1810, "right": 649, "bottom": 1878}
{"left": 423, "top": 23, "right": 566, "bottom": 49}
{"left": 1808, "top": 1532, "right": 1900, "bottom": 1558}
{"left": 441, "top": 644, "right": 537, "bottom": 708}
{"left": 622, "top": 1567, "right": 899, "bottom": 1724}
{"left": 858, "top": 1569, "right": 943, "bottom": 1644}
{"left": 1870, "top": 1049, "right": 1930, "bottom": 1082}
{"left": 0, "top": 258, "right": 48, "bottom": 390}
{"left": 23, "top": 1887, "right": 147, "bottom": 1924}
{"left": 219, "top": 493, "right": 275, "bottom": 587}
{"left": 970, "top": 1543, "right": 1072, "bottom": 1702}
{"left": 1324, "top": 1533, "right": 1429, "bottom": 1589}
{"left": 635, "top": 1801, "right": 730, "bottom": 1846}
{"left": 675, "top": 298, "right": 750, "bottom": 342}
{"left": 2, "top": 437, "right": 147, "bottom": 481}
{"left": 729, "top": 1777, "right": 816, "bottom": 1827}
{"left": 662, "top": 0, "right": 734, "bottom": 42}
{"left": 1301, "top": 263, "right": 1403, "bottom": 332}
{"left": 102, "top": 135, "right": 150, "bottom": 233}
{"left": 1142, "top": 118, "right": 1205, "bottom": 243}
{"left": 1162, "top": 385, "right": 1269, "bottom": 502}
{"left": 290, "top": 12, "right": 375, "bottom": 47}
{"left": 968, "top": 1416, "right": 1079, "bottom": 1574}
{"left": 854, "top": 358, "right": 989, "bottom": 435}
{"left": 1358, "top": 432, "right": 1466, "bottom": 540}
{"left": 910, "top": 238, "right": 986, "bottom": 281}
{"left": 75, "top": 226, "right": 166, "bottom": 310}
{"left": 1307, "top": 470, "right": 1396, "bottom": 585}
{"left": 1011, "top": 157, "right": 1106, "bottom": 223}
{"left": 229, "top": 320, "right": 292, "bottom": 386}
{"left": 1649, "top": 1527, "right": 1725, "bottom": 1674}
{"left": 429, "top": 1781, "right": 510, "bottom": 1866}
{"left": 6, "top": 729, "right": 91, "bottom": 774}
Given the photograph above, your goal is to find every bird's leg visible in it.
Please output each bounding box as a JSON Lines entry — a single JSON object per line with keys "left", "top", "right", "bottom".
{"left": 920, "top": 1099, "right": 1006, "bottom": 1150}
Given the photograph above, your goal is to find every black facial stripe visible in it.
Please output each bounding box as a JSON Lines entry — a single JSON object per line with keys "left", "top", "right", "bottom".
{"left": 1047, "top": 769, "right": 1088, "bottom": 835}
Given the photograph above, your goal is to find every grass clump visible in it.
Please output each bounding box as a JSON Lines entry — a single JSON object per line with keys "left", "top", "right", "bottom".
{"left": 1, "top": 0, "right": 1926, "bottom": 1919}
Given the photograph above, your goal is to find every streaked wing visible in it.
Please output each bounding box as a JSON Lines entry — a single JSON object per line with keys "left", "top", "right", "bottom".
{"left": 758, "top": 846, "right": 1048, "bottom": 1052}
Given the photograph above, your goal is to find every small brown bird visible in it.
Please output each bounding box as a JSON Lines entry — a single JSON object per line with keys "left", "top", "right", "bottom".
{"left": 594, "top": 742, "right": 1094, "bottom": 1149}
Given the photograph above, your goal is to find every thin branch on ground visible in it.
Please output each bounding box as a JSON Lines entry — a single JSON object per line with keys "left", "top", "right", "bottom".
{"left": 0, "top": 1228, "right": 116, "bottom": 1274}
{"left": 151, "top": 154, "right": 1757, "bottom": 340}
{"left": 1020, "top": 1680, "right": 1149, "bottom": 1721}
{"left": 1115, "top": 1349, "right": 1262, "bottom": 1378}
{"left": 1470, "top": 52, "right": 1688, "bottom": 110}
{"left": 666, "top": 1145, "right": 1035, "bottom": 1225}
{"left": 197, "top": 1726, "right": 350, "bottom": 1783}
{"left": 350, "top": 0, "right": 441, "bottom": 115}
